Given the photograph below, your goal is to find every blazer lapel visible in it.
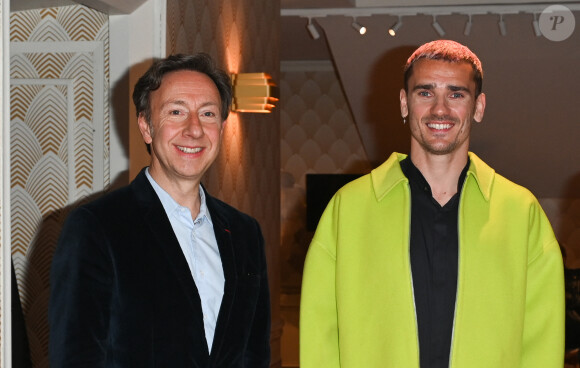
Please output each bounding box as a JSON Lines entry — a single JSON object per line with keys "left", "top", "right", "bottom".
{"left": 204, "top": 191, "right": 238, "bottom": 359}
{"left": 131, "top": 169, "right": 210, "bottom": 359}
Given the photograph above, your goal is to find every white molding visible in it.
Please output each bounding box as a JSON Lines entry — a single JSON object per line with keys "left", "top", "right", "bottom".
{"left": 109, "top": 14, "right": 132, "bottom": 183}
{"left": 75, "top": 0, "right": 147, "bottom": 14}
{"left": 10, "top": 40, "right": 102, "bottom": 53}
{"left": 91, "top": 43, "right": 106, "bottom": 192}
{"left": 10, "top": 0, "right": 147, "bottom": 15}
{"left": 153, "top": 0, "right": 166, "bottom": 59}
{"left": 1, "top": 0, "right": 12, "bottom": 366}
{"left": 109, "top": 0, "right": 166, "bottom": 184}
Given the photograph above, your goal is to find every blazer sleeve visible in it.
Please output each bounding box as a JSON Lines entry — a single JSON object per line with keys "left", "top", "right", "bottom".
{"left": 520, "top": 202, "right": 565, "bottom": 367}
{"left": 49, "top": 207, "right": 113, "bottom": 367}
{"left": 243, "top": 219, "right": 272, "bottom": 367}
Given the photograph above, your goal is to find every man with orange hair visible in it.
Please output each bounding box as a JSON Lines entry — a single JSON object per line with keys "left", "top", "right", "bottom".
{"left": 300, "top": 40, "right": 564, "bottom": 368}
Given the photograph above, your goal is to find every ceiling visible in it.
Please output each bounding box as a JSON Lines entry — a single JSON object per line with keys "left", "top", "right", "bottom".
{"left": 280, "top": 0, "right": 580, "bottom": 60}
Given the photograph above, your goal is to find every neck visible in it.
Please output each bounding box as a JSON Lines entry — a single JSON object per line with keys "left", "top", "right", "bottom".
{"left": 148, "top": 166, "right": 202, "bottom": 218}
{"left": 409, "top": 150, "right": 468, "bottom": 206}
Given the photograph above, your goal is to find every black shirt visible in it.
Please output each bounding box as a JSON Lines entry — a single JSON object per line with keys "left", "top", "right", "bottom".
{"left": 400, "top": 157, "right": 469, "bottom": 368}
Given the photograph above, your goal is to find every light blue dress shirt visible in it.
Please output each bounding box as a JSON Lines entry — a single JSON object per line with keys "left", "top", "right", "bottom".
{"left": 145, "top": 169, "right": 224, "bottom": 351}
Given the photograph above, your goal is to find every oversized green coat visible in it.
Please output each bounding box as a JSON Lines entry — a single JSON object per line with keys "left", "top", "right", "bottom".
{"left": 300, "top": 152, "right": 564, "bottom": 368}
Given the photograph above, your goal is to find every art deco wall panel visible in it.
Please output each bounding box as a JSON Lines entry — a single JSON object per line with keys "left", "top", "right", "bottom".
{"left": 10, "top": 6, "right": 109, "bottom": 367}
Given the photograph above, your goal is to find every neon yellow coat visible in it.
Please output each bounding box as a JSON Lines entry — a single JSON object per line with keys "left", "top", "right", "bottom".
{"left": 300, "top": 152, "right": 564, "bottom": 368}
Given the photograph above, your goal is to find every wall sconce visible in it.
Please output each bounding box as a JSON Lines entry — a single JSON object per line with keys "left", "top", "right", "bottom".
{"left": 231, "top": 73, "right": 279, "bottom": 113}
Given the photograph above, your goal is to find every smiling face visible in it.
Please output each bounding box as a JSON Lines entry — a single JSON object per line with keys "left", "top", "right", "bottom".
{"left": 400, "top": 58, "right": 486, "bottom": 159}
{"left": 138, "top": 69, "right": 225, "bottom": 188}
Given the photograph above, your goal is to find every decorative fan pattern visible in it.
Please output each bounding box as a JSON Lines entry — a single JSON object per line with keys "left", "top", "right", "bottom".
{"left": 9, "top": 53, "right": 40, "bottom": 79}
{"left": 25, "top": 85, "right": 68, "bottom": 154}
{"left": 10, "top": 5, "right": 109, "bottom": 368}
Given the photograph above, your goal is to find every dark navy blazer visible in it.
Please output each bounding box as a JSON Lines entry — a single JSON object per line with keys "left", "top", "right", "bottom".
{"left": 49, "top": 169, "right": 271, "bottom": 367}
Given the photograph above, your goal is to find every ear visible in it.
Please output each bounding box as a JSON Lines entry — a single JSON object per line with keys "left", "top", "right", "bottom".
{"left": 218, "top": 118, "right": 228, "bottom": 137}
{"left": 137, "top": 113, "right": 153, "bottom": 144}
{"left": 399, "top": 89, "right": 409, "bottom": 118}
{"left": 473, "top": 92, "right": 486, "bottom": 123}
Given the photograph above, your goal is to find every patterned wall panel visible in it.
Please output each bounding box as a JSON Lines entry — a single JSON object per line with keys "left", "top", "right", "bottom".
{"left": 166, "top": 0, "right": 282, "bottom": 365}
{"left": 280, "top": 61, "right": 372, "bottom": 294}
{"left": 10, "top": 5, "right": 109, "bottom": 368}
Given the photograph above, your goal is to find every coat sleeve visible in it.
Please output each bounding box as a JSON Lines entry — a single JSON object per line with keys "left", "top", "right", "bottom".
{"left": 520, "top": 203, "right": 565, "bottom": 367}
{"left": 49, "top": 207, "right": 113, "bottom": 367}
{"left": 300, "top": 198, "right": 340, "bottom": 368}
{"left": 243, "top": 220, "right": 272, "bottom": 367}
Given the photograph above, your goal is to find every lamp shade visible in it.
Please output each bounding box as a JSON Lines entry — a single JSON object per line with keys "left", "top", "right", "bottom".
{"left": 231, "top": 73, "right": 279, "bottom": 113}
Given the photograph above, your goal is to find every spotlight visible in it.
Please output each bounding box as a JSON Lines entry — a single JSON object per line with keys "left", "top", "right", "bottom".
{"left": 532, "top": 13, "right": 541, "bottom": 37}
{"left": 351, "top": 18, "right": 367, "bottom": 35}
{"left": 388, "top": 16, "right": 403, "bottom": 37}
{"left": 432, "top": 15, "right": 445, "bottom": 36}
{"left": 306, "top": 18, "right": 320, "bottom": 40}
{"left": 498, "top": 14, "right": 507, "bottom": 36}
{"left": 464, "top": 14, "right": 472, "bottom": 36}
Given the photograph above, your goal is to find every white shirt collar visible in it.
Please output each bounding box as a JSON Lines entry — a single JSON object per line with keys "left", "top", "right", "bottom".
{"left": 145, "top": 167, "right": 212, "bottom": 225}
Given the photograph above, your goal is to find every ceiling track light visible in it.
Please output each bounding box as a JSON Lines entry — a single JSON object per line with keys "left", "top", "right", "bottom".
{"left": 306, "top": 17, "right": 320, "bottom": 40}
{"left": 532, "top": 13, "right": 542, "bottom": 37}
{"left": 432, "top": 15, "right": 445, "bottom": 37}
{"left": 464, "top": 14, "right": 473, "bottom": 36}
{"left": 351, "top": 17, "right": 367, "bottom": 35}
{"left": 388, "top": 16, "right": 403, "bottom": 37}
{"left": 498, "top": 14, "right": 507, "bottom": 36}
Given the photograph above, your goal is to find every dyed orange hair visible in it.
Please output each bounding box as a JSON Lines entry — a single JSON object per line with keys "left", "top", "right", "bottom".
{"left": 403, "top": 40, "right": 483, "bottom": 97}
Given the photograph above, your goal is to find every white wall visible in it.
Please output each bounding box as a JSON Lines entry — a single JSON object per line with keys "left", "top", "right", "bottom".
{"left": 108, "top": 0, "right": 165, "bottom": 185}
